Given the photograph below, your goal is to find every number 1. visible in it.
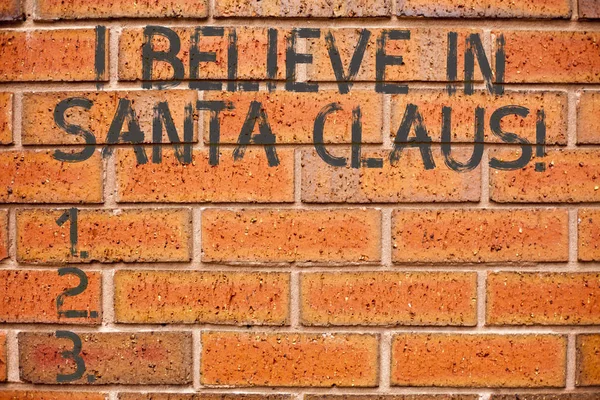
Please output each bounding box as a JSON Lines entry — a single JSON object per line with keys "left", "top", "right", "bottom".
{"left": 56, "top": 208, "right": 88, "bottom": 259}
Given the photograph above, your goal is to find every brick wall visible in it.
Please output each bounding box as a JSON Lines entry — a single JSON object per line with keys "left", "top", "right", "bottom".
{"left": 0, "top": 0, "right": 599, "bottom": 399}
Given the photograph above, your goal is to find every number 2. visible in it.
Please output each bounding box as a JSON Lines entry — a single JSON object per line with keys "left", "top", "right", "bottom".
{"left": 56, "top": 267, "right": 98, "bottom": 319}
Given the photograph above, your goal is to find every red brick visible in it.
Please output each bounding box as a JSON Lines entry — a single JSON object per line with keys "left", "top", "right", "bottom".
{"left": 302, "top": 149, "right": 481, "bottom": 203}
{"left": 491, "top": 395, "right": 599, "bottom": 400}
{"left": 391, "top": 334, "right": 566, "bottom": 387}
{"left": 307, "top": 397, "right": 478, "bottom": 400}
{"left": 204, "top": 91, "right": 382, "bottom": 144}
{"left": 487, "top": 272, "right": 600, "bottom": 325}
{"left": 201, "top": 332, "right": 378, "bottom": 387}
{"left": 0, "top": 150, "right": 103, "bottom": 204}
{"left": 17, "top": 209, "right": 191, "bottom": 264}
{"left": 36, "top": 0, "right": 208, "bottom": 19}
{"left": 215, "top": 0, "right": 390, "bottom": 17}
{"left": 0, "top": 0, "right": 22, "bottom": 21}
{"left": 120, "top": 394, "right": 290, "bottom": 400}
{"left": 0, "top": 93, "right": 12, "bottom": 145}
{"left": 308, "top": 28, "right": 483, "bottom": 82}
{"left": 22, "top": 91, "right": 197, "bottom": 145}
{"left": 19, "top": 332, "right": 192, "bottom": 385}
{"left": 116, "top": 148, "right": 294, "bottom": 203}
{"left": 119, "top": 27, "right": 288, "bottom": 82}
{"left": 494, "top": 31, "right": 600, "bottom": 83}
{"left": 0, "top": 210, "right": 7, "bottom": 261}
{"left": 579, "top": 0, "right": 600, "bottom": 19}
{"left": 0, "top": 29, "right": 108, "bottom": 82}
{"left": 490, "top": 149, "right": 600, "bottom": 203}
{"left": 577, "top": 335, "right": 600, "bottom": 386}
{"left": 391, "top": 90, "right": 567, "bottom": 144}
{"left": 301, "top": 272, "right": 477, "bottom": 326}
{"left": 202, "top": 209, "right": 381, "bottom": 264}
{"left": 392, "top": 209, "right": 569, "bottom": 263}
{"left": 0, "top": 392, "right": 106, "bottom": 400}
{"left": 0, "top": 332, "right": 5, "bottom": 382}
{"left": 114, "top": 270, "right": 289, "bottom": 325}
{"left": 0, "top": 270, "right": 101, "bottom": 324}
{"left": 578, "top": 209, "right": 600, "bottom": 262}
{"left": 577, "top": 90, "right": 600, "bottom": 144}
{"left": 397, "top": 0, "right": 570, "bottom": 18}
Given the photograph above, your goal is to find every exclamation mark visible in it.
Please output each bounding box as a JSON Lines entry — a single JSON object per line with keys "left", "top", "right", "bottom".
{"left": 535, "top": 109, "right": 546, "bottom": 172}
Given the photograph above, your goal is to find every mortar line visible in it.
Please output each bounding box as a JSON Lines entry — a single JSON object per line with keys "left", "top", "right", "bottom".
{"left": 7, "top": 330, "right": 19, "bottom": 383}
{"left": 567, "top": 333, "right": 576, "bottom": 389}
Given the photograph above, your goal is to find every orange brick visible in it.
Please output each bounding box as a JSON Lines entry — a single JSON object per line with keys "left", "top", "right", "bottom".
{"left": 487, "top": 272, "right": 600, "bottom": 325}
{"left": 397, "top": 0, "right": 570, "bottom": 18}
{"left": 391, "top": 334, "right": 566, "bottom": 387}
{"left": 308, "top": 28, "right": 482, "bottom": 82}
{"left": 490, "top": 150, "right": 600, "bottom": 203}
{"left": 577, "top": 334, "right": 600, "bottom": 386}
{"left": 302, "top": 149, "right": 481, "bottom": 203}
{"left": 0, "top": 0, "right": 22, "bottom": 21}
{"left": 308, "top": 397, "right": 478, "bottom": 400}
{"left": 0, "top": 150, "right": 103, "bottom": 203}
{"left": 19, "top": 332, "right": 192, "bottom": 385}
{"left": 0, "top": 332, "right": 5, "bottom": 382}
{"left": 578, "top": 209, "right": 600, "bottom": 262}
{"left": 201, "top": 332, "right": 378, "bottom": 387}
{"left": 391, "top": 90, "right": 567, "bottom": 144}
{"left": 580, "top": 0, "right": 600, "bottom": 19}
{"left": 0, "top": 270, "right": 101, "bottom": 324}
{"left": 0, "top": 93, "right": 12, "bottom": 145}
{"left": 116, "top": 148, "right": 294, "bottom": 203}
{"left": 36, "top": 0, "right": 208, "bottom": 19}
{"left": 120, "top": 395, "right": 290, "bottom": 400}
{"left": 22, "top": 91, "right": 197, "bottom": 145}
{"left": 0, "top": 392, "right": 106, "bottom": 400}
{"left": 119, "top": 27, "right": 287, "bottom": 82}
{"left": 114, "top": 270, "right": 289, "bottom": 325}
{"left": 491, "top": 396, "right": 600, "bottom": 400}
{"left": 0, "top": 29, "right": 107, "bottom": 82}
{"left": 202, "top": 209, "right": 381, "bottom": 264}
{"left": 0, "top": 210, "right": 7, "bottom": 261}
{"left": 215, "top": 0, "right": 390, "bottom": 17}
{"left": 494, "top": 31, "right": 600, "bottom": 83}
{"left": 204, "top": 91, "right": 382, "bottom": 144}
{"left": 17, "top": 209, "right": 191, "bottom": 264}
{"left": 577, "top": 90, "right": 600, "bottom": 144}
{"left": 301, "top": 272, "right": 477, "bottom": 326}
{"left": 392, "top": 209, "right": 569, "bottom": 263}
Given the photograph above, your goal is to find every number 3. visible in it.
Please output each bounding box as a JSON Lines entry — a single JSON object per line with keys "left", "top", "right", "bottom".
{"left": 56, "top": 331, "right": 86, "bottom": 383}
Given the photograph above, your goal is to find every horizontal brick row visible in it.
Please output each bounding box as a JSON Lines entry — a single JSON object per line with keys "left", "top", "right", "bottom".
{"left": 1, "top": 395, "right": 600, "bottom": 400}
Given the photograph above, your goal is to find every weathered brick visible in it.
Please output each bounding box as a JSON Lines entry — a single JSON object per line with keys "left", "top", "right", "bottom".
{"left": 202, "top": 209, "right": 381, "bottom": 264}
{"left": 215, "top": 0, "right": 390, "bottom": 17}
{"left": 0, "top": 29, "right": 108, "bottom": 82}
{"left": 307, "top": 397, "right": 478, "bottom": 400}
{"left": 201, "top": 332, "right": 378, "bottom": 387}
{"left": 0, "top": 150, "right": 103, "bottom": 204}
{"left": 17, "top": 209, "right": 191, "bottom": 264}
{"left": 203, "top": 91, "right": 382, "bottom": 144}
{"left": 0, "top": 0, "right": 22, "bottom": 21}
{"left": 19, "top": 332, "right": 192, "bottom": 385}
{"left": 491, "top": 395, "right": 600, "bottom": 400}
{"left": 577, "top": 90, "right": 600, "bottom": 144}
{"left": 490, "top": 150, "right": 600, "bottom": 203}
{"left": 0, "top": 332, "right": 5, "bottom": 382}
{"left": 578, "top": 209, "right": 600, "bottom": 262}
{"left": 22, "top": 91, "right": 197, "bottom": 145}
{"left": 0, "top": 93, "right": 12, "bottom": 145}
{"left": 579, "top": 0, "right": 600, "bottom": 19}
{"left": 487, "top": 272, "right": 600, "bottom": 325}
{"left": 577, "top": 334, "right": 600, "bottom": 386}
{"left": 494, "top": 31, "right": 600, "bottom": 83}
{"left": 119, "top": 394, "right": 290, "bottom": 400}
{"left": 119, "top": 27, "right": 288, "bottom": 81}
{"left": 391, "top": 90, "right": 567, "bottom": 144}
{"left": 391, "top": 334, "right": 566, "bottom": 387}
{"left": 0, "top": 270, "right": 101, "bottom": 324}
{"left": 0, "top": 392, "right": 106, "bottom": 400}
{"left": 302, "top": 149, "right": 481, "bottom": 203}
{"left": 115, "top": 270, "right": 289, "bottom": 325}
{"left": 36, "top": 0, "right": 208, "bottom": 19}
{"left": 397, "top": 0, "right": 571, "bottom": 18}
{"left": 116, "top": 148, "right": 294, "bottom": 203}
{"left": 0, "top": 210, "right": 7, "bottom": 261}
{"left": 308, "top": 28, "right": 483, "bottom": 82}
{"left": 392, "top": 209, "right": 569, "bottom": 263}
{"left": 301, "top": 272, "right": 477, "bottom": 326}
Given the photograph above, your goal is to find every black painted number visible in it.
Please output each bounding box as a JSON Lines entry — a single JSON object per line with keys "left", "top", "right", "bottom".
{"left": 56, "top": 267, "right": 98, "bottom": 319}
{"left": 56, "top": 208, "right": 88, "bottom": 259}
